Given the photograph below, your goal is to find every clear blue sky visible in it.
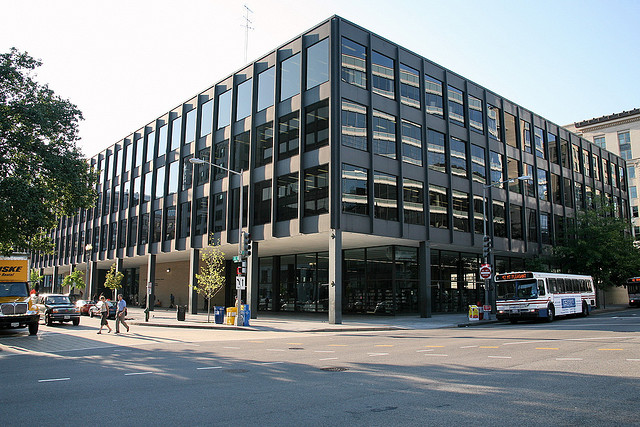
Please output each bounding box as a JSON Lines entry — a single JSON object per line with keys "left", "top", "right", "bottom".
{"left": 2, "top": 0, "right": 639, "bottom": 157}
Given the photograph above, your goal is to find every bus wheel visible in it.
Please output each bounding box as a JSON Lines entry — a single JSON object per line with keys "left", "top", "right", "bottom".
{"left": 546, "top": 305, "right": 555, "bottom": 323}
{"left": 581, "top": 302, "right": 589, "bottom": 317}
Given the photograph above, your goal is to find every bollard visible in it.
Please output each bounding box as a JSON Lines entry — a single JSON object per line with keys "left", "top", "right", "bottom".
{"left": 144, "top": 307, "right": 149, "bottom": 322}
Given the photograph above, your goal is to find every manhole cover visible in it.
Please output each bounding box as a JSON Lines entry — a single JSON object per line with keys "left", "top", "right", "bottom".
{"left": 289, "top": 347, "right": 304, "bottom": 350}
{"left": 224, "top": 369, "right": 249, "bottom": 374}
{"left": 320, "top": 367, "right": 348, "bottom": 372}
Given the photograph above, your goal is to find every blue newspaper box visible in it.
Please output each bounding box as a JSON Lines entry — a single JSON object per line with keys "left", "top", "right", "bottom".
{"left": 214, "top": 306, "right": 225, "bottom": 324}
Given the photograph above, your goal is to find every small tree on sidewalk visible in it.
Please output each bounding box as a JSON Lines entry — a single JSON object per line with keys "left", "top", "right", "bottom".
{"left": 30, "top": 268, "right": 44, "bottom": 292}
{"left": 104, "top": 262, "right": 124, "bottom": 301}
{"left": 62, "top": 268, "right": 85, "bottom": 297}
{"left": 194, "top": 244, "right": 226, "bottom": 322}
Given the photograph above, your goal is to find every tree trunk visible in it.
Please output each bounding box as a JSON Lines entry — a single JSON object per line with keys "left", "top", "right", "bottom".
{"left": 207, "top": 298, "right": 211, "bottom": 323}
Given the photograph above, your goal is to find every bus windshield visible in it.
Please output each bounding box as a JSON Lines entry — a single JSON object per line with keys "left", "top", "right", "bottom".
{"left": 496, "top": 279, "right": 538, "bottom": 301}
{"left": 628, "top": 284, "right": 640, "bottom": 295}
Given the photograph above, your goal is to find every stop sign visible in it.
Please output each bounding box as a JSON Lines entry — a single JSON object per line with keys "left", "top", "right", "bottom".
{"left": 479, "top": 263, "right": 492, "bottom": 279}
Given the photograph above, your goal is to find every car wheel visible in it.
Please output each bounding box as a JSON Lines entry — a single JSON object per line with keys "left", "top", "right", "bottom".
{"left": 72, "top": 318, "right": 80, "bottom": 326}
{"left": 45, "top": 314, "right": 53, "bottom": 326}
{"left": 29, "top": 322, "right": 39, "bottom": 335}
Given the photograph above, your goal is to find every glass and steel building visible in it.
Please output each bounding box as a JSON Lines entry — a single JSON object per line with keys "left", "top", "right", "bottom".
{"left": 33, "top": 16, "right": 629, "bottom": 322}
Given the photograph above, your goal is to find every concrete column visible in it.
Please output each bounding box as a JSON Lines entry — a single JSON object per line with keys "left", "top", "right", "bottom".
{"left": 189, "top": 248, "right": 199, "bottom": 314}
{"left": 114, "top": 258, "right": 124, "bottom": 301}
{"left": 53, "top": 266, "right": 59, "bottom": 293}
{"left": 247, "top": 241, "right": 258, "bottom": 319}
{"left": 419, "top": 241, "right": 432, "bottom": 318}
{"left": 87, "top": 261, "right": 96, "bottom": 300}
{"left": 147, "top": 253, "right": 156, "bottom": 311}
{"left": 329, "top": 229, "right": 342, "bottom": 324}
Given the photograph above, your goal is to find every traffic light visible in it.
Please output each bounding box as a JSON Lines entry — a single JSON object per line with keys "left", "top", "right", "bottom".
{"left": 482, "top": 235, "right": 492, "bottom": 259}
{"left": 241, "top": 231, "right": 252, "bottom": 258}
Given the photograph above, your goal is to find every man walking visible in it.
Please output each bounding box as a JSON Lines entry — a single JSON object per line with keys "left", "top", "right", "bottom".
{"left": 115, "top": 294, "right": 130, "bottom": 334}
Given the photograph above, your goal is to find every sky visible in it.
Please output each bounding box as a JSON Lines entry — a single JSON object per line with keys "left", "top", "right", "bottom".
{"left": 2, "top": 0, "right": 639, "bottom": 158}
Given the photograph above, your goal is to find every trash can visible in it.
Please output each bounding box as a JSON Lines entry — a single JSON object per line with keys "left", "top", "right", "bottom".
{"left": 240, "top": 307, "right": 250, "bottom": 326}
{"left": 177, "top": 305, "right": 186, "bottom": 321}
{"left": 214, "top": 306, "right": 225, "bottom": 324}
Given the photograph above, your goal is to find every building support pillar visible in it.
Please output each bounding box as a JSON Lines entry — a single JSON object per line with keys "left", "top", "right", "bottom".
{"left": 329, "top": 229, "right": 343, "bottom": 325}
{"left": 113, "top": 258, "right": 123, "bottom": 301}
{"left": 247, "top": 241, "right": 258, "bottom": 319}
{"left": 189, "top": 248, "right": 199, "bottom": 314}
{"left": 87, "top": 261, "right": 96, "bottom": 300}
{"left": 53, "top": 265, "right": 59, "bottom": 293}
{"left": 147, "top": 254, "right": 156, "bottom": 312}
{"left": 419, "top": 241, "right": 431, "bottom": 318}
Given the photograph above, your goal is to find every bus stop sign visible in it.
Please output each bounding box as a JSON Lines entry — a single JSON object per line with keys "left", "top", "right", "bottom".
{"left": 479, "top": 264, "right": 492, "bottom": 279}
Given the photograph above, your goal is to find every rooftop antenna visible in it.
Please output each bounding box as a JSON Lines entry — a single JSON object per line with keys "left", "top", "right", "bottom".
{"left": 242, "top": 4, "right": 254, "bottom": 64}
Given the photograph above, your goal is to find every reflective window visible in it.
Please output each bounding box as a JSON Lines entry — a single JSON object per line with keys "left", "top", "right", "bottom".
{"left": 170, "top": 117, "right": 181, "bottom": 151}
{"left": 122, "top": 181, "right": 129, "bottom": 209}
{"left": 278, "top": 112, "right": 299, "bottom": 159}
{"left": 213, "top": 140, "right": 228, "bottom": 180}
{"left": 155, "top": 166, "right": 165, "bottom": 199}
{"left": 629, "top": 166, "right": 636, "bottom": 179}
{"left": 217, "top": 89, "right": 232, "bottom": 129}
{"left": 374, "top": 171, "right": 398, "bottom": 221}
{"left": 504, "top": 112, "right": 517, "bottom": 148}
{"left": 534, "top": 126, "right": 545, "bottom": 159}
{"left": 551, "top": 174, "right": 561, "bottom": 204}
{"left": 427, "top": 129, "right": 446, "bottom": 173}
{"left": 471, "top": 144, "right": 486, "bottom": 183}
{"left": 183, "top": 109, "right": 196, "bottom": 144}
{"left": 429, "top": 185, "right": 449, "bottom": 229}
{"left": 158, "top": 125, "right": 168, "bottom": 158}
{"left": 403, "top": 178, "right": 424, "bottom": 225}
{"left": 473, "top": 195, "right": 483, "bottom": 234}
{"left": 602, "top": 158, "right": 609, "bottom": 184}
{"left": 280, "top": 53, "right": 300, "bottom": 101}
{"left": 575, "top": 182, "right": 584, "bottom": 208}
{"left": 507, "top": 157, "right": 521, "bottom": 194}
{"left": 254, "top": 180, "right": 271, "bottom": 225}
{"left": 400, "top": 64, "right": 420, "bottom": 108}
{"left": 425, "top": 75, "right": 443, "bottom": 117}
{"left": 306, "top": 38, "right": 329, "bottom": 89}
{"left": 450, "top": 137, "right": 467, "bottom": 178}
{"left": 255, "top": 121, "right": 273, "bottom": 167}
{"left": 342, "top": 164, "right": 368, "bottom": 215}
{"left": 527, "top": 208, "right": 537, "bottom": 243}
{"left": 523, "top": 164, "right": 535, "bottom": 197}
{"left": 612, "top": 163, "right": 618, "bottom": 187}
{"left": 572, "top": 144, "right": 581, "bottom": 173}
{"left": 179, "top": 202, "right": 190, "bottom": 238}
{"left": 124, "top": 144, "right": 132, "bottom": 172}
{"left": 164, "top": 206, "right": 176, "bottom": 241}
{"left": 168, "top": 161, "right": 179, "bottom": 195}
{"left": 305, "top": 99, "right": 329, "bottom": 151}
{"left": 583, "top": 149, "right": 591, "bottom": 177}
{"left": 493, "top": 201, "right": 506, "bottom": 238}
{"left": 373, "top": 110, "right": 396, "bottom": 159}
{"left": 277, "top": 173, "right": 298, "bottom": 221}
{"left": 195, "top": 197, "right": 208, "bottom": 235}
{"left": 135, "top": 137, "right": 144, "bottom": 167}
{"left": 452, "top": 190, "right": 469, "bottom": 232}
{"left": 106, "top": 153, "right": 113, "bottom": 182}
{"left": 146, "top": 131, "right": 155, "bottom": 162}
{"left": 540, "top": 212, "right": 551, "bottom": 244}
{"left": 592, "top": 154, "right": 600, "bottom": 181}
{"left": 257, "top": 67, "right": 275, "bottom": 111}
{"left": 564, "top": 177, "right": 573, "bottom": 208}
{"left": 143, "top": 171, "right": 152, "bottom": 202}
{"left": 560, "top": 138, "right": 570, "bottom": 169}
{"left": 521, "top": 120, "right": 532, "bottom": 154}
{"left": 448, "top": 86, "right": 464, "bottom": 125}
{"left": 152, "top": 209, "right": 162, "bottom": 243}
{"left": 115, "top": 149, "right": 122, "bottom": 177}
{"left": 304, "top": 165, "right": 329, "bottom": 217}
{"left": 196, "top": 148, "right": 210, "bottom": 185}
{"left": 401, "top": 121, "right": 422, "bottom": 166}
{"left": 212, "top": 192, "right": 226, "bottom": 232}
{"left": 341, "top": 37, "right": 366, "bottom": 89}
{"left": 232, "top": 132, "right": 250, "bottom": 172}
{"left": 487, "top": 105, "right": 500, "bottom": 140}
{"left": 537, "top": 169, "right": 548, "bottom": 201}
{"left": 182, "top": 155, "right": 193, "bottom": 191}
{"left": 200, "top": 100, "right": 213, "bottom": 137}
{"left": 469, "top": 96, "right": 483, "bottom": 133}
{"left": 618, "top": 132, "right": 631, "bottom": 159}
{"left": 372, "top": 51, "right": 394, "bottom": 99}
{"left": 490, "top": 152, "right": 504, "bottom": 187}
{"left": 236, "top": 78, "right": 252, "bottom": 121}
{"left": 341, "top": 100, "right": 367, "bottom": 151}
{"left": 128, "top": 216, "right": 138, "bottom": 246}
{"left": 594, "top": 135, "right": 606, "bottom": 149}
{"left": 548, "top": 132, "right": 558, "bottom": 164}
{"left": 510, "top": 205, "right": 523, "bottom": 240}
{"left": 140, "top": 213, "right": 149, "bottom": 245}
{"left": 132, "top": 176, "right": 141, "bottom": 206}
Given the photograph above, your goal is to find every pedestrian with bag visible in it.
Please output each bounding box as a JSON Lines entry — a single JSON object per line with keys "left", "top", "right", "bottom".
{"left": 96, "top": 295, "right": 112, "bottom": 334}
{"left": 115, "top": 294, "right": 129, "bottom": 334}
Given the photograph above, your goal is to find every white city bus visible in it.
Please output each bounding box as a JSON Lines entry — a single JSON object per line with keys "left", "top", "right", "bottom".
{"left": 495, "top": 272, "right": 595, "bottom": 323}
{"left": 626, "top": 277, "right": 640, "bottom": 307}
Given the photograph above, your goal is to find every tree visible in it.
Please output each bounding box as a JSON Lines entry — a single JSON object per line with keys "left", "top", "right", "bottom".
{"left": 194, "top": 245, "right": 226, "bottom": 322}
{"left": 0, "top": 48, "right": 96, "bottom": 255}
{"left": 29, "top": 268, "right": 43, "bottom": 291}
{"left": 103, "top": 262, "right": 124, "bottom": 301}
{"left": 61, "top": 268, "right": 85, "bottom": 296}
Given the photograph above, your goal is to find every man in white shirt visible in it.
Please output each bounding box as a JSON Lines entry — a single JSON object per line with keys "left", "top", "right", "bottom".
{"left": 115, "top": 294, "right": 130, "bottom": 334}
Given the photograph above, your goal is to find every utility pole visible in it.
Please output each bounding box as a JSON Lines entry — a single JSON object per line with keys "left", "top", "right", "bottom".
{"left": 242, "top": 4, "right": 254, "bottom": 64}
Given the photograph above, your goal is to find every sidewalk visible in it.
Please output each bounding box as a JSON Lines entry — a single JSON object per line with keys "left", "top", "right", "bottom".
{"left": 125, "top": 304, "right": 631, "bottom": 333}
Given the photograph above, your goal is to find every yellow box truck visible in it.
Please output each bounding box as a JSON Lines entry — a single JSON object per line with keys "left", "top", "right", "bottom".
{"left": 0, "top": 254, "right": 39, "bottom": 335}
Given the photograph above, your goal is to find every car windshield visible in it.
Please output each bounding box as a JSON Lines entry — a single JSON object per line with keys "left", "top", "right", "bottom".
{"left": 47, "top": 296, "right": 71, "bottom": 304}
{"left": 496, "top": 279, "right": 538, "bottom": 300}
{"left": 0, "top": 282, "right": 29, "bottom": 297}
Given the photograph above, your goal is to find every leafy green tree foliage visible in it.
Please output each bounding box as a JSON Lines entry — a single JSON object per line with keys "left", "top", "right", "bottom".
{"left": 30, "top": 268, "right": 44, "bottom": 291}
{"left": 0, "top": 48, "right": 96, "bottom": 255}
{"left": 194, "top": 245, "right": 226, "bottom": 322}
{"left": 62, "top": 268, "right": 85, "bottom": 296}
{"left": 103, "top": 262, "right": 124, "bottom": 301}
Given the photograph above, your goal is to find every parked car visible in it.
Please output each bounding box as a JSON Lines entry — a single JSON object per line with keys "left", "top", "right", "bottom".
{"left": 90, "top": 300, "right": 116, "bottom": 319}
{"left": 36, "top": 294, "right": 81, "bottom": 326}
{"left": 75, "top": 299, "right": 96, "bottom": 316}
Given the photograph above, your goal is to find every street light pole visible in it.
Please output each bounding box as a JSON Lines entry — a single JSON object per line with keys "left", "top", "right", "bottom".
{"left": 482, "top": 175, "right": 531, "bottom": 318}
{"left": 84, "top": 244, "right": 92, "bottom": 301}
{"left": 189, "top": 157, "right": 244, "bottom": 326}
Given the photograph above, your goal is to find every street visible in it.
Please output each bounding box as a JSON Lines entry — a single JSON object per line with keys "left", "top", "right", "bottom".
{"left": 1, "top": 309, "right": 640, "bottom": 426}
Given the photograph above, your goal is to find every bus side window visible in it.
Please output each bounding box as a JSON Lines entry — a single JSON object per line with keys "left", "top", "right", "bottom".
{"left": 537, "top": 279, "right": 545, "bottom": 296}
{"left": 548, "top": 278, "right": 557, "bottom": 293}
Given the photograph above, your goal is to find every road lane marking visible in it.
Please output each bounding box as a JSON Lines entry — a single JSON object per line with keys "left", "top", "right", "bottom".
{"left": 375, "top": 345, "right": 394, "bottom": 347}
{"left": 479, "top": 346, "right": 499, "bottom": 349}
{"left": 488, "top": 356, "right": 511, "bottom": 359}
{"left": 368, "top": 353, "right": 389, "bottom": 357}
{"left": 260, "top": 361, "right": 284, "bottom": 365}
{"left": 328, "top": 344, "right": 347, "bottom": 347}
{"left": 416, "top": 349, "right": 434, "bottom": 352}
{"left": 319, "top": 357, "right": 338, "bottom": 361}
{"left": 197, "top": 366, "right": 223, "bottom": 370}
{"left": 425, "top": 345, "right": 445, "bottom": 348}
{"left": 314, "top": 350, "right": 335, "bottom": 353}
{"left": 266, "top": 349, "right": 285, "bottom": 352}
{"left": 557, "top": 358, "right": 583, "bottom": 361}
{"left": 460, "top": 345, "right": 478, "bottom": 349}
{"left": 503, "top": 340, "right": 548, "bottom": 346}
{"left": 249, "top": 341, "right": 264, "bottom": 343}
{"left": 598, "top": 348, "right": 624, "bottom": 351}
{"left": 124, "top": 372, "right": 153, "bottom": 376}
{"left": 626, "top": 359, "right": 640, "bottom": 361}
{"left": 223, "top": 346, "right": 241, "bottom": 349}
{"left": 536, "top": 348, "right": 559, "bottom": 350}
{"left": 287, "top": 342, "right": 303, "bottom": 345}
{"left": 424, "top": 354, "right": 448, "bottom": 357}
{"left": 38, "top": 377, "right": 70, "bottom": 383}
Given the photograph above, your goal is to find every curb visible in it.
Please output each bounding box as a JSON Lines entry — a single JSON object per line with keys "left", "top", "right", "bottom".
{"left": 129, "top": 320, "right": 408, "bottom": 333}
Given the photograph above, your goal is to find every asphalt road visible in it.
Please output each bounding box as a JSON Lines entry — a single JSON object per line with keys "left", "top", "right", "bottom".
{"left": 1, "top": 309, "right": 639, "bottom": 426}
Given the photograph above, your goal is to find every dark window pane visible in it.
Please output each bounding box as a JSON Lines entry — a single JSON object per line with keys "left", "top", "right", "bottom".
{"left": 277, "top": 173, "right": 298, "bottom": 221}
{"left": 342, "top": 164, "right": 368, "bottom": 215}
{"left": 255, "top": 122, "right": 273, "bottom": 167}
{"left": 372, "top": 110, "right": 396, "bottom": 159}
{"left": 278, "top": 112, "right": 299, "bottom": 159}
{"left": 341, "top": 100, "right": 367, "bottom": 151}
{"left": 254, "top": 180, "right": 272, "bottom": 225}
{"left": 305, "top": 99, "right": 329, "bottom": 151}
{"left": 304, "top": 165, "right": 329, "bottom": 217}
{"left": 341, "top": 37, "right": 366, "bottom": 89}
{"left": 374, "top": 171, "right": 398, "bottom": 221}
{"left": 372, "top": 51, "right": 394, "bottom": 99}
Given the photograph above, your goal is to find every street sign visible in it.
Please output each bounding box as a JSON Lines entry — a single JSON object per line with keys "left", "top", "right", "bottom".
{"left": 147, "top": 281, "right": 152, "bottom": 293}
{"left": 479, "top": 263, "right": 492, "bottom": 279}
{"left": 233, "top": 256, "right": 241, "bottom": 263}
{"left": 235, "top": 276, "right": 246, "bottom": 290}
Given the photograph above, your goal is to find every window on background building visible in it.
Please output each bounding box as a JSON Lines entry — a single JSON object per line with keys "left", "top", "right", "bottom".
{"left": 560, "top": 138, "right": 570, "bottom": 169}
{"left": 164, "top": 205, "right": 176, "bottom": 241}
{"left": 158, "top": 125, "right": 168, "bottom": 158}
{"left": 103, "top": 188, "right": 110, "bottom": 215}
{"left": 232, "top": 131, "right": 250, "bottom": 172}
{"left": 277, "top": 173, "right": 298, "bottom": 221}
{"left": 196, "top": 148, "right": 210, "bottom": 185}
{"left": 135, "top": 137, "right": 144, "bottom": 167}
{"left": 619, "top": 132, "right": 632, "bottom": 159}
{"left": 128, "top": 216, "right": 137, "bottom": 247}
{"left": 154, "top": 166, "right": 165, "bottom": 199}
{"left": 280, "top": 53, "right": 301, "bottom": 101}
{"left": 400, "top": 64, "right": 420, "bottom": 108}
{"left": 372, "top": 110, "right": 396, "bottom": 159}
{"left": 507, "top": 157, "right": 521, "bottom": 194}
{"left": 342, "top": 164, "right": 368, "bottom": 215}
{"left": 124, "top": 144, "right": 132, "bottom": 172}
{"left": 143, "top": 171, "right": 152, "bottom": 203}
{"left": 179, "top": 202, "right": 190, "bottom": 239}
{"left": 620, "top": 166, "right": 626, "bottom": 191}
{"left": 371, "top": 51, "right": 395, "bottom": 99}
{"left": 554, "top": 214, "right": 565, "bottom": 244}
{"left": 527, "top": 208, "right": 538, "bottom": 243}
{"left": 212, "top": 192, "right": 226, "bottom": 232}
{"left": 194, "top": 197, "right": 208, "bottom": 235}
{"left": 152, "top": 209, "right": 162, "bottom": 243}
{"left": 305, "top": 99, "right": 329, "bottom": 151}
{"left": 307, "top": 38, "right": 329, "bottom": 90}
{"left": 564, "top": 177, "right": 573, "bottom": 208}
{"left": 471, "top": 145, "right": 486, "bottom": 183}
{"left": 629, "top": 166, "right": 636, "bottom": 180}
{"left": 236, "top": 79, "right": 253, "bottom": 121}
{"left": 200, "top": 100, "right": 213, "bottom": 137}
{"left": 583, "top": 149, "right": 591, "bottom": 177}
{"left": 594, "top": 135, "right": 606, "bottom": 149}
{"left": 429, "top": 185, "right": 449, "bottom": 229}
{"left": 278, "top": 112, "right": 299, "bottom": 159}
{"left": 521, "top": 120, "right": 532, "bottom": 154}
{"left": 168, "top": 161, "right": 179, "bottom": 195}
{"left": 504, "top": 112, "right": 517, "bottom": 148}
{"left": 510, "top": 205, "right": 523, "bottom": 240}
{"left": 257, "top": 67, "right": 275, "bottom": 112}
{"left": 548, "top": 132, "right": 558, "bottom": 164}
{"left": 146, "top": 131, "right": 156, "bottom": 163}
{"left": 523, "top": 164, "right": 535, "bottom": 197}
{"left": 537, "top": 169, "right": 548, "bottom": 201}
{"left": 534, "top": 126, "right": 545, "bottom": 159}
{"left": 122, "top": 181, "right": 129, "bottom": 209}
{"left": 254, "top": 180, "right": 272, "bottom": 225}
{"left": 425, "top": 75, "right": 444, "bottom": 117}
{"left": 469, "top": 96, "right": 483, "bottom": 133}
{"left": 592, "top": 154, "right": 600, "bottom": 181}
{"left": 139, "top": 213, "right": 149, "bottom": 245}
{"left": 341, "top": 37, "right": 367, "bottom": 89}
{"left": 213, "top": 140, "right": 228, "bottom": 181}
{"left": 373, "top": 171, "right": 398, "bottom": 221}
{"left": 572, "top": 144, "right": 581, "bottom": 173}
{"left": 611, "top": 162, "right": 618, "bottom": 187}
{"left": 630, "top": 186, "right": 638, "bottom": 199}
{"left": 575, "top": 182, "right": 583, "bottom": 208}
{"left": 304, "top": 165, "right": 329, "bottom": 217}
{"left": 602, "top": 158, "right": 609, "bottom": 185}
{"left": 551, "top": 174, "right": 561, "bottom": 204}
{"left": 473, "top": 196, "right": 483, "bottom": 234}
{"left": 428, "top": 129, "right": 446, "bottom": 173}
{"left": 487, "top": 105, "right": 501, "bottom": 141}
{"left": 132, "top": 176, "right": 141, "bottom": 206}
{"left": 452, "top": 190, "right": 469, "bottom": 232}
{"left": 450, "top": 137, "right": 467, "bottom": 178}
{"left": 255, "top": 122, "right": 273, "bottom": 167}
{"left": 182, "top": 155, "right": 193, "bottom": 191}
{"left": 540, "top": 212, "right": 550, "bottom": 244}
{"left": 112, "top": 185, "right": 119, "bottom": 213}
{"left": 341, "top": 100, "right": 367, "bottom": 151}
{"left": 401, "top": 121, "right": 422, "bottom": 166}
{"left": 170, "top": 116, "right": 182, "bottom": 151}
{"left": 633, "top": 206, "right": 639, "bottom": 218}
{"left": 110, "top": 222, "right": 117, "bottom": 250}
{"left": 403, "top": 178, "right": 424, "bottom": 225}
{"left": 448, "top": 86, "right": 464, "bottom": 126}
{"left": 493, "top": 201, "right": 506, "bottom": 238}
{"left": 490, "top": 152, "right": 504, "bottom": 187}
{"left": 217, "top": 89, "right": 232, "bottom": 129}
